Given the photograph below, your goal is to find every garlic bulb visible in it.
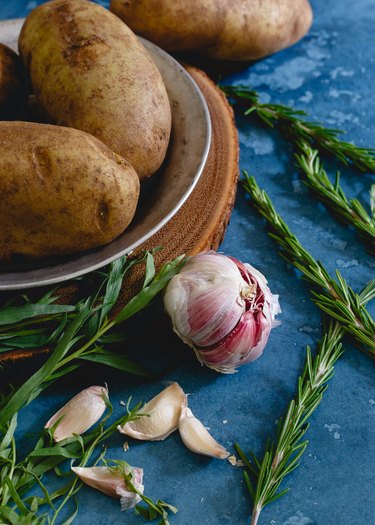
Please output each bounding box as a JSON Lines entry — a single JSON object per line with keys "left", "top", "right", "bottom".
{"left": 45, "top": 385, "right": 108, "bottom": 442}
{"left": 71, "top": 464, "right": 144, "bottom": 511}
{"left": 178, "top": 406, "right": 229, "bottom": 459}
{"left": 118, "top": 383, "right": 186, "bottom": 441}
{"left": 164, "top": 252, "right": 281, "bottom": 373}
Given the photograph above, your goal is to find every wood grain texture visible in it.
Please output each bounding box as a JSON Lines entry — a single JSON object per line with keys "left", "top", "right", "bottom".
{"left": 0, "top": 66, "right": 239, "bottom": 366}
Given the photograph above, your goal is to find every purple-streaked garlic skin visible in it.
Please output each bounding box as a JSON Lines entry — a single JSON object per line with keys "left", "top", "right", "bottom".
{"left": 45, "top": 385, "right": 108, "bottom": 442}
{"left": 164, "top": 253, "right": 246, "bottom": 347}
{"left": 164, "top": 251, "right": 280, "bottom": 373}
{"left": 71, "top": 465, "right": 144, "bottom": 510}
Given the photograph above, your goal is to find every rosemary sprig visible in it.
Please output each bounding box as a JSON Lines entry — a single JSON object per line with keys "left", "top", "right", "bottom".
{"left": 221, "top": 85, "right": 375, "bottom": 248}
{"left": 242, "top": 173, "right": 375, "bottom": 357}
{"left": 295, "top": 142, "right": 375, "bottom": 252}
{"left": 0, "top": 253, "right": 185, "bottom": 425}
{"left": 221, "top": 85, "right": 375, "bottom": 172}
{"left": 236, "top": 322, "right": 345, "bottom": 525}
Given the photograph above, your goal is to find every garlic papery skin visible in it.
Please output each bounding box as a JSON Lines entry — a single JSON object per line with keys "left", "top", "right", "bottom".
{"left": 118, "top": 383, "right": 186, "bottom": 441}
{"left": 164, "top": 251, "right": 281, "bottom": 373}
{"left": 45, "top": 386, "right": 108, "bottom": 442}
{"left": 71, "top": 465, "right": 144, "bottom": 511}
{"left": 178, "top": 406, "right": 229, "bottom": 459}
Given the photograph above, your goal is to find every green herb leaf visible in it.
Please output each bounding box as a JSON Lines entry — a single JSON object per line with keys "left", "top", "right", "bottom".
{"left": 114, "top": 255, "right": 185, "bottom": 324}
{"left": 0, "top": 414, "right": 17, "bottom": 452}
{"left": 370, "top": 184, "right": 375, "bottom": 218}
{"left": 0, "top": 304, "right": 76, "bottom": 327}
{"left": 99, "top": 257, "right": 127, "bottom": 326}
{"left": 295, "top": 142, "right": 375, "bottom": 252}
{"left": 242, "top": 172, "right": 375, "bottom": 357}
{"left": 238, "top": 323, "right": 345, "bottom": 525}
{"left": 143, "top": 251, "right": 156, "bottom": 288}
{"left": 221, "top": 85, "right": 375, "bottom": 172}
{"left": 28, "top": 447, "right": 81, "bottom": 459}
{"left": 80, "top": 350, "right": 151, "bottom": 377}
{"left": 0, "top": 304, "right": 92, "bottom": 425}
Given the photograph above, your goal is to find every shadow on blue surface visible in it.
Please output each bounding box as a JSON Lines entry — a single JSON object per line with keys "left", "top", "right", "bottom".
{"left": 1, "top": 1, "right": 374, "bottom": 524}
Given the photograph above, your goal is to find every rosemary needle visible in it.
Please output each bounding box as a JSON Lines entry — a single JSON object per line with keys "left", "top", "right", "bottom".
{"left": 236, "top": 322, "right": 345, "bottom": 525}
{"left": 243, "top": 172, "right": 375, "bottom": 358}
{"left": 295, "top": 141, "right": 375, "bottom": 253}
{"left": 221, "top": 85, "right": 375, "bottom": 172}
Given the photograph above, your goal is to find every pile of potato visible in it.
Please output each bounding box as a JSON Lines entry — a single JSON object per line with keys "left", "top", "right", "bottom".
{"left": 0, "top": 0, "right": 171, "bottom": 263}
{"left": 0, "top": 0, "right": 312, "bottom": 264}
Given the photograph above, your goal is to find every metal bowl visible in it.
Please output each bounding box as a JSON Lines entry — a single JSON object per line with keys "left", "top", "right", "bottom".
{"left": 0, "top": 19, "right": 211, "bottom": 290}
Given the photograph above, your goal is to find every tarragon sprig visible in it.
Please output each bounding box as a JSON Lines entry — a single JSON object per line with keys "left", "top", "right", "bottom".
{"left": 106, "top": 460, "right": 178, "bottom": 525}
{"left": 0, "top": 253, "right": 185, "bottom": 426}
{"left": 295, "top": 142, "right": 375, "bottom": 252}
{"left": 0, "top": 250, "right": 157, "bottom": 355}
{"left": 0, "top": 396, "right": 137, "bottom": 518}
{"left": 221, "top": 85, "right": 375, "bottom": 172}
{"left": 242, "top": 173, "right": 375, "bottom": 357}
{"left": 236, "top": 321, "right": 345, "bottom": 525}
{"left": 0, "top": 395, "right": 175, "bottom": 524}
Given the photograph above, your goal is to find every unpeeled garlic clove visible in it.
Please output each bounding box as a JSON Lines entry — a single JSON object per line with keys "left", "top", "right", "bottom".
{"left": 45, "top": 385, "right": 108, "bottom": 442}
{"left": 178, "top": 406, "right": 229, "bottom": 459}
{"left": 71, "top": 465, "right": 144, "bottom": 511}
{"left": 118, "top": 383, "right": 186, "bottom": 441}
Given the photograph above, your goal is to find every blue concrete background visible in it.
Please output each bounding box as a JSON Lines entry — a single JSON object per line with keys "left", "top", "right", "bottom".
{"left": 1, "top": 1, "right": 374, "bottom": 524}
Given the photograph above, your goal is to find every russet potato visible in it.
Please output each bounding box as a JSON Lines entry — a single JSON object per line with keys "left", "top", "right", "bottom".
{"left": 0, "top": 43, "right": 27, "bottom": 119}
{"left": 110, "top": 0, "right": 313, "bottom": 61}
{"left": 19, "top": 0, "right": 172, "bottom": 180}
{"left": 0, "top": 122, "right": 139, "bottom": 262}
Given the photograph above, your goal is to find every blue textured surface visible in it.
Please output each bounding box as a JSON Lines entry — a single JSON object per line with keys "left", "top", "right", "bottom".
{"left": 1, "top": 1, "right": 374, "bottom": 524}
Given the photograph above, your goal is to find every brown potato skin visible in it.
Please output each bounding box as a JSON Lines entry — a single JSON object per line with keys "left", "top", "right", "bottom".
{"left": 19, "top": 0, "right": 172, "bottom": 180}
{"left": 112, "top": 0, "right": 222, "bottom": 52}
{"left": 0, "top": 122, "right": 140, "bottom": 262}
{"left": 0, "top": 43, "right": 28, "bottom": 119}
{"left": 110, "top": 0, "right": 313, "bottom": 61}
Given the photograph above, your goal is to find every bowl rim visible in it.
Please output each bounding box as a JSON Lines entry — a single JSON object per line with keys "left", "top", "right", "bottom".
{"left": 0, "top": 18, "right": 211, "bottom": 290}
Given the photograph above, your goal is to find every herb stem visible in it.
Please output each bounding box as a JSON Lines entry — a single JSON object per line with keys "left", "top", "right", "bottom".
{"left": 51, "top": 319, "right": 116, "bottom": 373}
{"left": 0, "top": 436, "right": 16, "bottom": 506}
{"left": 0, "top": 254, "right": 184, "bottom": 426}
{"left": 0, "top": 307, "right": 92, "bottom": 425}
{"left": 0, "top": 313, "right": 71, "bottom": 333}
{"left": 243, "top": 173, "right": 375, "bottom": 357}
{"left": 296, "top": 142, "right": 375, "bottom": 252}
{"left": 238, "top": 322, "right": 345, "bottom": 524}
{"left": 221, "top": 85, "right": 375, "bottom": 172}
{"left": 250, "top": 506, "right": 261, "bottom": 525}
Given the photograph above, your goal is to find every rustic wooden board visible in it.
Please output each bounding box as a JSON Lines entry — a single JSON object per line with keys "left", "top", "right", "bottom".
{"left": 138, "top": 67, "right": 239, "bottom": 257}
{"left": 0, "top": 66, "right": 239, "bottom": 366}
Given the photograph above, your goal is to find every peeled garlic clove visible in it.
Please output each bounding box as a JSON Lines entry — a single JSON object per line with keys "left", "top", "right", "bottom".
{"left": 71, "top": 465, "right": 144, "bottom": 511}
{"left": 45, "top": 385, "right": 108, "bottom": 442}
{"left": 178, "top": 406, "right": 229, "bottom": 459}
{"left": 118, "top": 383, "right": 186, "bottom": 441}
